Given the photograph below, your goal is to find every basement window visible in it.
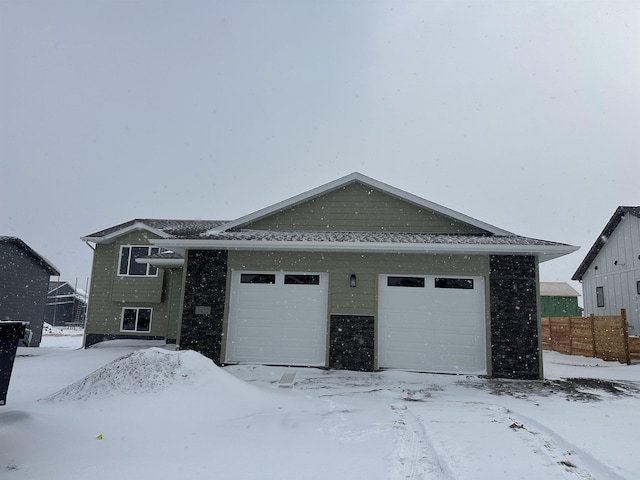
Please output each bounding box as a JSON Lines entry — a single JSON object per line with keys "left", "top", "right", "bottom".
{"left": 121, "top": 307, "right": 152, "bottom": 332}
{"left": 435, "top": 278, "right": 474, "bottom": 289}
{"left": 596, "top": 286, "right": 605, "bottom": 308}
{"left": 387, "top": 276, "right": 425, "bottom": 288}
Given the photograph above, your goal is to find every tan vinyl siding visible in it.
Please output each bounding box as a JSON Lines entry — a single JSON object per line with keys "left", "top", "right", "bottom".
{"left": 85, "top": 230, "right": 178, "bottom": 339}
{"left": 244, "top": 183, "right": 484, "bottom": 234}
{"left": 227, "top": 250, "right": 489, "bottom": 317}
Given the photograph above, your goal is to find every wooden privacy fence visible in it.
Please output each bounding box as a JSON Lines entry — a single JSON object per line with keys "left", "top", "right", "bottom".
{"left": 541, "top": 310, "right": 638, "bottom": 364}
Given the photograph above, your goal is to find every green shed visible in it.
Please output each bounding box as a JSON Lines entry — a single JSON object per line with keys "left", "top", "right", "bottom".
{"left": 540, "top": 282, "right": 582, "bottom": 317}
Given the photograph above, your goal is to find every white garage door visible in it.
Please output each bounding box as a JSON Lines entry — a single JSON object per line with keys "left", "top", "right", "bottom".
{"left": 225, "top": 271, "right": 328, "bottom": 366}
{"left": 378, "top": 274, "right": 487, "bottom": 374}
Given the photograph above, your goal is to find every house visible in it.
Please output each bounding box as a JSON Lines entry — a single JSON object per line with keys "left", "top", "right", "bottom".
{"left": 0, "top": 236, "right": 60, "bottom": 346}
{"left": 539, "top": 282, "right": 582, "bottom": 317}
{"left": 81, "top": 173, "right": 578, "bottom": 379}
{"left": 45, "top": 281, "right": 88, "bottom": 326}
{"left": 572, "top": 206, "right": 640, "bottom": 335}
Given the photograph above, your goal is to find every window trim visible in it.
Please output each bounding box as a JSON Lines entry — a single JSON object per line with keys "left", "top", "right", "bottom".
{"left": 118, "top": 245, "right": 160, "bottom": 277}
{"left": 596, "top": 286, "right": 605, "bottom": 308}
{"left": 121, "top": 307, "right": 152, "bottom": 333}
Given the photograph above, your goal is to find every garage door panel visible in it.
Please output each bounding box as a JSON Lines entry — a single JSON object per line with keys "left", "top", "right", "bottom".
{"left": 378, "top": 274, "right": 486, "bottom": 374}
{"left": 226, "top": 271, "right": 328, "bottom": 366}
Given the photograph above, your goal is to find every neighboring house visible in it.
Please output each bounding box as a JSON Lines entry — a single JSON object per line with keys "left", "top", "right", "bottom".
{"left": 82, "top": 173, "right": 577, "bottom": 379}
{"left": 45, "top": 281, "right": 88, "bottom": 326}
{"left": 572, "top": 206, "right": 640, "bottom": 335}
{"left": 0, "top": 236, "right": 60, "bottom": 346}
{"left": 539, "top": 282, "right": 582, "bottom": 317}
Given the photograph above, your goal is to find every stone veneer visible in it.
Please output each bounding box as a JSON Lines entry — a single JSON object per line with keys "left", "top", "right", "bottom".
{"left": 489, "top": 255, "right": 541, "bottom": 379}
{"left": 179, "top": 250, "right": 228, "bottom": 363}
{"left": 329, "top": 315, "right": 375, "bottom": 371}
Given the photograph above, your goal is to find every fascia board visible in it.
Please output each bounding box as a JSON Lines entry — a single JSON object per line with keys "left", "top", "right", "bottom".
{"left": 152, "top": 238, "right": 578, "bottom": 262}
{"left": 81, "top": 222, "right": 172, "bottom": 244}
{"left": 208, "top": 172, "right": 513, "bottom": 236}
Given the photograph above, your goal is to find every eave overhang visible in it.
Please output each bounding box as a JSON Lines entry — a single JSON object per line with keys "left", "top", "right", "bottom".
{"left": 151, "top": 238, "right": 578, "bottom": 263}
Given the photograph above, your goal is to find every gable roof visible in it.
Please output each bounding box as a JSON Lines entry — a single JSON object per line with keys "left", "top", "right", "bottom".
{"left": 81, "top": 219, "right": 228, "bottom": 244}
{"left": 572, "top": 206, "right": 640, "bottom": 281}
{"left": 210, "top": 172, "right": 514, "bottom": 236}
{"left": 0, "top": 236, "right": 60, "bottom": 276}
{"left": 85, "top": 175, "right": 578, "bottom": 263}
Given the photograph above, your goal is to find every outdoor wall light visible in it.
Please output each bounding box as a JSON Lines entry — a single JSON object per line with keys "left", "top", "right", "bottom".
{"left": 350, "top": 274, "right": 357, "bottom": 288}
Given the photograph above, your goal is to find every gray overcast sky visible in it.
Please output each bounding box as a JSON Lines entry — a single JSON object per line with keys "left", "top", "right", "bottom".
{"left": 1, "top": 1, "right": 639, "bottom": 294}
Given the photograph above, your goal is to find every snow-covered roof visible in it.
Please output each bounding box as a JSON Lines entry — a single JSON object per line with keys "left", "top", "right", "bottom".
{"left": 81, "top": 219, "right": 228, "bottom": 244}
{"left": 84, "top": 175, "right": 578, "bottom": 263}
{"left": 152, "top": 229, "right": 577, "bottom": 262}
{"left": 572, "top": 206, "right": 640, "bottom": 281}
{"left": 0, "top": 236, "right": 60, "bottom": 276}
{"left": 539, "top": 282, "right": 581, "bottom": 297}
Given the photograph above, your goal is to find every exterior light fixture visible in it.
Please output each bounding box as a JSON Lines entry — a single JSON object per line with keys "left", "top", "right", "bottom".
{"left": 350, "top": 274, "right": 357, "bottom": 288}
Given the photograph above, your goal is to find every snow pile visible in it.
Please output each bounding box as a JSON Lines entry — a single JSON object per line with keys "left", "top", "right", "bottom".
{"left": 43, "top": 348, "right": 247, "bottom": 401}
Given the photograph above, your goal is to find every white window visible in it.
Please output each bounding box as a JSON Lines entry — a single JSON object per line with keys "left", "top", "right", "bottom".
{"left": 121, "top": 307, "right": 152, "bottom": 332}
{"left": 118, "top": 246, "right": 160, "bottom": 276}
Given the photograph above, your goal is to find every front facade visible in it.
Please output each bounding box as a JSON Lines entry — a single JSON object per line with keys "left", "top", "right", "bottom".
{"left": 573, "top": 207, "right": 640, "bottom": 335}
{"left": 0, "top": 236, "right": 60, "bottom": 346}
{"left": 83, "top": 173, "right": 577, "bottom": 379}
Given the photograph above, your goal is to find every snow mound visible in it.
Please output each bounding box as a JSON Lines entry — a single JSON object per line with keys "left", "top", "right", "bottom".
{"left": 42, "top": 348, "right": 248, "bottom": 401}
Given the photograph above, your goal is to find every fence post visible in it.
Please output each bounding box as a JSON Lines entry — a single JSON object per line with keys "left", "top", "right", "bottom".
{"left": 589, "top": 314, "right": 596, "bottom": 357}
{"left": 621, "top": 309, "right": 630, "bottom": 365}
{"left": 568, "top": 316, "right": 573, "bottom": 355}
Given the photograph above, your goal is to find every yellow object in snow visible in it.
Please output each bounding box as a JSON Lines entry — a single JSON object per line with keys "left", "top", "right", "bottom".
{"left": 96, "top": 434, "right": 103, "bottom": 440}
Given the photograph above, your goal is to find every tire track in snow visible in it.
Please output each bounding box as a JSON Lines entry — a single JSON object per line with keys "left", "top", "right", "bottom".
{"left": 500, "top": 407, "right": 626, "bottom": 480}
{"left": 389, "top": 404, "right": 453, "bottom": 480}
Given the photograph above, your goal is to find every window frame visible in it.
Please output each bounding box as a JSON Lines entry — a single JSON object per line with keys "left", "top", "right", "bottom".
{"left": 596, "top": 286, "right": 605, "bottom": 308}
{"left": 240, "top": 273, "right": 276, "bottom": 284}
{"left": 387, "top": 276, "right": 426, "bottom": 288}
{"left": 636, "top": 280, "right": 640, "bottom": 295}
{"left": 284, "top": 274, "right": 320, "bottom": 285}
{"left": 434, "top": 277, "right": 474, "bottom": 290}
{"left": 118, "top": 245, "right": 160, "bottom": 277}
{"left": 121, "top": 307, "right": 153, "bottom": 333}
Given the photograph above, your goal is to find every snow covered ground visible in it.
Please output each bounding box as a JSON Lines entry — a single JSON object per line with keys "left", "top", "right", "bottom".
{"left": 2, "top": 327, "right": 639, "bottom": 479}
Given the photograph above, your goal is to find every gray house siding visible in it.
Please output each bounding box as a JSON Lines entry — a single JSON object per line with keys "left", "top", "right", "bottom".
{"left": 0, "top": 241, "right": 54, "bottom": 346}
{"left": 45, "top": 283, "right": 87, "bottom": 326}
{"left": 84, "top": 230, "right": 179, "bottom": 347}
{"left": 245, "top": 183, "right": 484, "bottom": 234}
